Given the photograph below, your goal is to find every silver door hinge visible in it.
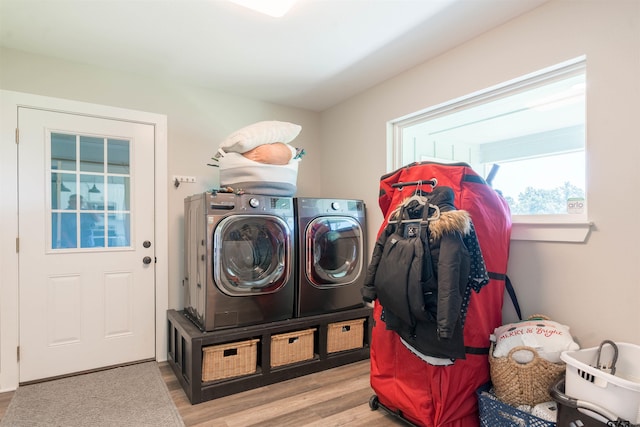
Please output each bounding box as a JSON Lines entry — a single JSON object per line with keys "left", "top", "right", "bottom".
{"left": 16, "top": 237, "right": 19, "bottom": 253}
{"left": 17, "top": 346, "right": 20, "bottom": 362}
{"left": 15, "top": 128, "right": 19, "bottom": 144}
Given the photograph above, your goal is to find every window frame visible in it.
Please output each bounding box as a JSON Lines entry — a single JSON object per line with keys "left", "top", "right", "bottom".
{"left": 388, "top": 56, "right": 592, "bottom": 242}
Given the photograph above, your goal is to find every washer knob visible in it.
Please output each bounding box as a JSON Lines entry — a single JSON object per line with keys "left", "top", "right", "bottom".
{"left": 249, "top": 198, "right": 260, "bottom": 208}
{"left": 331, "top": 202, "right": 340, "bottom": 211}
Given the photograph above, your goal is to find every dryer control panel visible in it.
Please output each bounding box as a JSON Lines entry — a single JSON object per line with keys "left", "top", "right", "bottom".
{"left": 297, "top": 198, "right": 364, "bottom": 215}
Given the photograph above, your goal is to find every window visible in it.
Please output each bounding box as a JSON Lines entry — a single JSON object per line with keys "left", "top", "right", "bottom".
{"left": 50, "top": 132, "right": 131, "bottom": 250}
{"left": 391, "top": 58, "right": 587, "bottom": 225}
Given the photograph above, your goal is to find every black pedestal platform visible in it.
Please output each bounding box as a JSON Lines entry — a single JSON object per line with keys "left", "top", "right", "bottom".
{"left": 166, "top": 306, "right": 372, "bottom": 404}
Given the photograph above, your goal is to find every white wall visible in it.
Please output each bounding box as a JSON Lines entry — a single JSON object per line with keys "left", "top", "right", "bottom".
{"left": 0, "top": 47, "right": 322, "bottom": 309}
{"left": 0, "top": 48, "right": 322, "bottom": 390}
{"left": 321, "top": 0, "right": 640, "bottom": 348}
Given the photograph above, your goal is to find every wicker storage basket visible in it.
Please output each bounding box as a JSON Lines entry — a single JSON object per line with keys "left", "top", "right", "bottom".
{"left": 489, "top": 344, "right": 565, "bottom": 407}
{"left": 270, "top": 328, "right": 316, "bottom": 368}
{"left": 202, "top": 338, "right": 260, "bottom": 382}
{"left": 327, "top": 318, "right": 365, "bottom": 353}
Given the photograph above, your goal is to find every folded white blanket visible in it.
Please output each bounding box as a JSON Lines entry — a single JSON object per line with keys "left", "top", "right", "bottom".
{"left": 219, "top": 152, "right": 299, "bottom": 196}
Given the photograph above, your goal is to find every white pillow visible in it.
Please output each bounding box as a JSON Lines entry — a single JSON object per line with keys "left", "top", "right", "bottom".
{"left": 218, "top": 121, "right": 301, "bottom": 155}
{"left": 492, "top": 317, "right": 579, "bottom": 363}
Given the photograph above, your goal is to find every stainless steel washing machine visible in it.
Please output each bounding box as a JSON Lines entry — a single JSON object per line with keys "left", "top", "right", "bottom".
{"left": 184, "top": 192, "right": 295, "bottom": 331}
{"left": 294, "top": 198, "right": 367, "bottom": 317}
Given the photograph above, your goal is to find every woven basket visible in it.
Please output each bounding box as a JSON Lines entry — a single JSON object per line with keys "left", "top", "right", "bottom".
{"left": 327, "top": 318, "right": 365, "bottom": 353}
{"left": 270, "top": 328, "right": 316, "bottom": 368}
{"left": 202, "top": 338, "right": 259, "bottom": 382}
{"left": 489, "top": 344, "right": 565, "bottom": 407}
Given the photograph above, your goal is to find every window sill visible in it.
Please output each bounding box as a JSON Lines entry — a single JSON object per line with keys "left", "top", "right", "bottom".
{"left": 510, "top": 220, "right": 593, "bottom": 243}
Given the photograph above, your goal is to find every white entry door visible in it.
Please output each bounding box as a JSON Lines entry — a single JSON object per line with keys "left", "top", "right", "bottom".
{"left": 18, "top": 107, "right": 156, "bottom": 382}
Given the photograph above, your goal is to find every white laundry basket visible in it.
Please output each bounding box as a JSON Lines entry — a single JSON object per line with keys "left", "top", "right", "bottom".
{"left": 561, "top": 342, "right": 640, "bottom": 424}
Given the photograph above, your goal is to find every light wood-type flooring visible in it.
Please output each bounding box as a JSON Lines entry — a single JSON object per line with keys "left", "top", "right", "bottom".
{"left": 0, "top": 360, "right": 406, "bottom": 426}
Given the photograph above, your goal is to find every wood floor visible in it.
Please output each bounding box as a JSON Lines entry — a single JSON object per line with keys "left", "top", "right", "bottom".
{"left": 0, "top": 360, "right": 407, "bottom": 426}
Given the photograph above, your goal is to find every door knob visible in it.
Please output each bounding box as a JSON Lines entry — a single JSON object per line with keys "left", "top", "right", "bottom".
{"left": 143, "top": 256, "right": 152, "bottom": 265}
{"left": 143, "top": 240, "right": 151, "bottom": 248}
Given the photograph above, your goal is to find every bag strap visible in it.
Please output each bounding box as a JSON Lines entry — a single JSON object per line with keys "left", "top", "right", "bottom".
{"left": 505, "top": 275, "right": 522, "bottom": 321}
{"left": 488, "top": 272, "right": 522, "bottom": 321}
{"left": 465, "top": 276, "right": 522, "bottom": 356}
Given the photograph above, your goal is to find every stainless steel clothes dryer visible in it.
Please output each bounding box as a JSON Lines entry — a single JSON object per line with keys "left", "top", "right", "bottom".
{"left": 294, "top": 198, "right": 367, "bottom": 317}
{"left": 184, "top": 192, "right": 295, "bottom": 331}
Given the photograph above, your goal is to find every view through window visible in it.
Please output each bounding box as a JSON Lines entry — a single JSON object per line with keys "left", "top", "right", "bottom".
{"left": 392, "top": 58, "right": 586, "bottom": 218}
{"left": 50, "top": 132, "right": 131, "bottom": 250}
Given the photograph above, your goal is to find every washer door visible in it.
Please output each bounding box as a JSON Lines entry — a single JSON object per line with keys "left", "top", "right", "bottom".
{"left": 213, "top": 214, "right": 292, "bottom": 296}
{"left": 306, "top": 216, "right": 363, "bottom": 287}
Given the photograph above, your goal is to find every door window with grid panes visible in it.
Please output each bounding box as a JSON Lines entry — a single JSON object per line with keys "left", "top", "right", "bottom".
{"left": 50, "top": 133, "right": 131, "bottom": 250}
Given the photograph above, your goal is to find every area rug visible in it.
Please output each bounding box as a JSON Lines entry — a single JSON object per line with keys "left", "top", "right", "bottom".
{"left": 0, "top": 362, "right": 184, "bottom": 427}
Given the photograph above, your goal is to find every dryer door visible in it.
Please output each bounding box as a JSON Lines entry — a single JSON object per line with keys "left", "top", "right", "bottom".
{"left": 306, "top": 216, "right": 363, "bottom": 287}
{"left": 213, "top": 214, "right": 292, "bottom": 296}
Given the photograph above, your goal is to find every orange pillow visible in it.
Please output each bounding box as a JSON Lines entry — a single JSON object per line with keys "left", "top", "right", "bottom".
{"left": 242, "top": 142, "right": 293, "bottom": 165}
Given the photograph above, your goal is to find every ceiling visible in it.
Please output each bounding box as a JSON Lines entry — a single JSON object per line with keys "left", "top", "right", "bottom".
{"left": 0, "top": 0, "right": 548, "bottom": 112}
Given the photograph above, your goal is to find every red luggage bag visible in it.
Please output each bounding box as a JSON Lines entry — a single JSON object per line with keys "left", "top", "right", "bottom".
{"left": 368, "top": 162, "right": 512, "bottom": 427}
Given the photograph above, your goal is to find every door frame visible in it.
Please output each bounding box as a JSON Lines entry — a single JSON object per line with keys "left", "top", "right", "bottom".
{"left": 0, "top": 90, "right": 168, "bottom": 391}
